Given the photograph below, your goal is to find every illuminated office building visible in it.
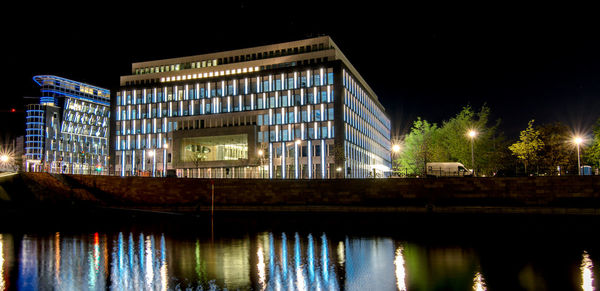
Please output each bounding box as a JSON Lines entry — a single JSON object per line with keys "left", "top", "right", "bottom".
{"left": 113, "top": 36, "right": 391, "bottom": 178}
{"left": 25, "top": 75, "right": 110, "bottom": 174}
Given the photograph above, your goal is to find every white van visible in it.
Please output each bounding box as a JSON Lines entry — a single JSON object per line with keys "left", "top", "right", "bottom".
{"left": 426, "top": 162, "right": 473, "bottom": 177}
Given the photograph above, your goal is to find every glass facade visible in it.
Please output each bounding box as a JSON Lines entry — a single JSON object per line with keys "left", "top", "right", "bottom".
{"left": 25, "top": 75, "right": 110, "bottom": 174}
{"left": 342, "top": 69, "right": 391, "bottom": 178}
{"left": 114, "top": 37, "right": 391, "bottom": 178}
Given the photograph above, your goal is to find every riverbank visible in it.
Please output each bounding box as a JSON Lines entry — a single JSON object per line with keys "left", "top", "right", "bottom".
{"left": 1, "top": 172, "right": 599, "bottom": 215}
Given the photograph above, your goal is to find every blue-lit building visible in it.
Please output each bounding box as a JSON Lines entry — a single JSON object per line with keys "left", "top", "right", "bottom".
{"left": 113, "top": 36, "right": 391, "bottom": 178}
{"left": 25, "top": 75, "right": 110, "bottom": 174}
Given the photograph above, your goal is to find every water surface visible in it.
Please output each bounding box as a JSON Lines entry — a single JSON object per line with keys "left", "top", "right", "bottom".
{"left": 0, "top": 211, "right": 598, "bottom": 290}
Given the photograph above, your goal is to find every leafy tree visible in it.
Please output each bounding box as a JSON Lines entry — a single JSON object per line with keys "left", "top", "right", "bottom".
{"left": 509, "top": 119, "right": 544, "bottom": 174}
{"left": 537, "top": 122, "right": 574, "bottom": 175}
{"left": 584, "top": 117, "right": 600, "bottom": 170}
{"left": 396, "top": 118, "right": 443, "bottom": 175}
{"left": 437, "top": 105, "right": 506, "bottom": 176}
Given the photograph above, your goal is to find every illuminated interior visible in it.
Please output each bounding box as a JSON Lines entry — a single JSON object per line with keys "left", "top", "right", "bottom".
{"left": 181, "top": 134, "right": 248, "bottom": 162}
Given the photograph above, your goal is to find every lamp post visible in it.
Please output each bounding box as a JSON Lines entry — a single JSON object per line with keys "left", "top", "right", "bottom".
{"left": 574, "top": 136, "right": 582, "bottom": 175}
{"left": 468, "top": 130, "right": 477, "bottom": 177}
{"left": 392, "top": 144, "right": 401, "bottom": 177}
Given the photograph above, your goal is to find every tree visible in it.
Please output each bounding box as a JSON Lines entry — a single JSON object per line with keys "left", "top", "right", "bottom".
{"left": 396, "top": 118, "right": 443, "bottom": 176}
{"left": 584, "top": 117, "right": 600, "bottom": 170}
{"left": 436, "top": 105, "right": 507, "bottom": 176}
{"left": 537, "top": 122, "right": 574, "bottom": 175}
{"left": 509, "top": 120, "right": 544, "bottom": 174}
{"left": 184, "top": 145, "right": 210, "bottom": 178}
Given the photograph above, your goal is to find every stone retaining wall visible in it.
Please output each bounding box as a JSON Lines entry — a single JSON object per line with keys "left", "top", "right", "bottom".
{"left": 4, "top": 173, "right": 599, "bottom": 214}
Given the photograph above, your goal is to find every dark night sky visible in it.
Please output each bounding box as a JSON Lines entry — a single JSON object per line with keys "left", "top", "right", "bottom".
{"left": 3, "top": 2, "right": 600, "bottom": 143}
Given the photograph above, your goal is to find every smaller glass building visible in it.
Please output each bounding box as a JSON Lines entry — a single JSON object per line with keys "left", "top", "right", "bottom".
{"left": 25, "top": 75, "right": 111, "bottom": 174}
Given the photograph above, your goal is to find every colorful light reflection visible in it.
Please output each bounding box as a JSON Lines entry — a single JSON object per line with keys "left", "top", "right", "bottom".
{"left": 581, "top": 251, "right": 595, "bottom": 291}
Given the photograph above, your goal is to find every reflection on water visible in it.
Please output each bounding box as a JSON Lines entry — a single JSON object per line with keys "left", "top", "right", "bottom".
{"left": 582, "top": 251, "right": 595, "bottom": 291}
{"left": 473, "top": 272, "right": 486, "bottom": 291}
{"left": 394, "top": 246, "right": 406, "bottom": 291}
{"left": 0, "top": 234, "right": 5, "bottom": 291}
{"left": 256, "top": 232, "right": 339, "bottom": 290}
{"left": 0, "top": 227, "right": 597, "bottom": 290}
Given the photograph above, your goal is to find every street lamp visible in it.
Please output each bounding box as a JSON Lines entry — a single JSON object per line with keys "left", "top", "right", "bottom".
{"left": 391, "top": 144, "right": 401, "bottom": 177}
{"left": 574, "top": 136, "right": 583, "bottom": 175}
{"left": 468, "top": 130, "right": 477, "bottom": 176}
{"left": 257, "top": 149, "right": 264, "bottom": 178}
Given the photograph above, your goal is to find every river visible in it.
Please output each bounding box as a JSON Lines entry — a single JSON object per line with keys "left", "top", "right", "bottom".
{"left": 0, "top": 210, "right": 598, "bottom": 290}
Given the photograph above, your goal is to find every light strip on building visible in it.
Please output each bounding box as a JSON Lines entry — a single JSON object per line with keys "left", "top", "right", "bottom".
{"left": 132, "top": 150, "right": 135, "bottom": 174}
{"left": 320, "top": 68, "right": 324, "bottom": 86}
{"left": 269, "top": 75, "right": 272, "bottom": 91}
{"left": 152, "top": 149, "right": 156, "bottom": 177}
{"left": 281, "top": 142, "right": 286, "bottom": 179}
{"left": 269, "top": 143, "right": 273, "bottom": 179}
{"left": 133, "top": 90, "right": 136, "bottom": 105}
{"left": 307, "top": 140, "right": 312, "bottom": 179}
{"left": 321, "top": 139, "right": 326, "bottom": 179}
{"left": 313, "top": 87, "right": 317, "bottom": 104}
{"left": 295, "top": 141, "right": 299, "bottom": 179}
{"left": 294, "top": 106, "right": 298, "bottom": 123}
{"left": 300, "top": 88, "right": 304, "bottom": 105}
{"left": 327, "top": 86, "right": 331, "bottom": 103}
{"left": 121, "top": 151, "right": 125, "bottom": 176}
{"left": 163, "top": 149, "right": 167, "bottom": 176}
{"left": 294, "top": 72, "right": 297, "bottom": 88}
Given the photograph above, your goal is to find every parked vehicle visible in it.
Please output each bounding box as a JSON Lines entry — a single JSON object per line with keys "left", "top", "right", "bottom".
{"left": 426, "top": 162, "right": 473, "bottom": 177}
